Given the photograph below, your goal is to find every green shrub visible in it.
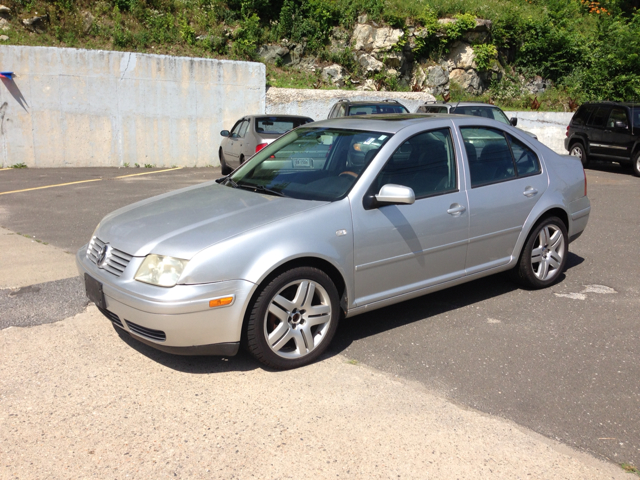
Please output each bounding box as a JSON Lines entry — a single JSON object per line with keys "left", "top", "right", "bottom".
{"left": 474, "top": 44, "right": 498, "bottom": 71}
{"left": 232, "top": 13, "right": 263, "bottom": 59}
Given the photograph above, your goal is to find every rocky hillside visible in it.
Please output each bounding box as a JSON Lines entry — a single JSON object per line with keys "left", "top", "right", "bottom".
{"left": 1, "top": 0, "right": 639, "bottom": 109}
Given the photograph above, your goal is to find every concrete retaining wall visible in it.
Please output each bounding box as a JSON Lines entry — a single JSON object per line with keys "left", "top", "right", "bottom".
{"left": 0, "top": 46, "right": 265, "bottom": 167}
{"left": 266, "top": 88, "right": 436, "bottom": 121}
{"left": 506, "top": 111, "right": 573, "bottom": 154}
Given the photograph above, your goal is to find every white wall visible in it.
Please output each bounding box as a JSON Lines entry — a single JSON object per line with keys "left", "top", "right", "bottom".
{"left": 506, "top": 111, "right": 574, "bottom": 154}
{"left": 266, "top": 87, "right": 436, "bottom": 121}
{"left": 0, "top": 46, "right": 265, "bottom": 167}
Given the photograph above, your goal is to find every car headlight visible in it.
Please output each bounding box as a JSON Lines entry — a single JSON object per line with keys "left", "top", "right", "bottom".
{"left": 134, "top": 255, "right": 189, "bottom": 287}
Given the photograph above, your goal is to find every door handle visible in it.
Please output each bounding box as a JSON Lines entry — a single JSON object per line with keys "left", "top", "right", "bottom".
{"left": 523, "top": 186, "right": 538, "bottom": 197}
{"left": 447, "top": 203, "right": 466, "bottom": 215}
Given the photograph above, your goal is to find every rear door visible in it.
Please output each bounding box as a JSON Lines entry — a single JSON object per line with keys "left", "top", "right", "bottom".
{"left": 460, "top": 125, "right": 548, "bottom": 273}
{"left": 585, "top": 106, "right": 610, "bottom": 156}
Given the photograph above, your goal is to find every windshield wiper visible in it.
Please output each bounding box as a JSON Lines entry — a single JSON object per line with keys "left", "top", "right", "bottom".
{"left": 236, "top": 182, "right": 287, "bottom": 197}
{"left": 222, "top": 176, "right": 238, "bottom": 188}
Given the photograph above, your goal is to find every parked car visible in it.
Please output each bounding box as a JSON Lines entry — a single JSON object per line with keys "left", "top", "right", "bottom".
{"left": 416, "top": 101, "right": 538, "bottom": 139}
{"left": 219, "top": 115, "right": 314, "bottom": 174}
{"left": 78, "top": 114, "right": 590, "bottom": 370}
{"left": 327, "top": 98, "right": 409, "bottom": 118}
{"left": 565, "top": 101, "right": 640, "bottom": 177}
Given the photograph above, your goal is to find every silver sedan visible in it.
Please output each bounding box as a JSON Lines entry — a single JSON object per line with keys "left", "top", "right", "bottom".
{"left": 77, "top": 115, "right": 590, "bottom": 369}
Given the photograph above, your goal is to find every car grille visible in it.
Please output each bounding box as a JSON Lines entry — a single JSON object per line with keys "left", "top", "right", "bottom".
{"left": 97, "top": 307, "right": 124, "bottom": 329}
{"left": 87, "top": 237, "right": 133, "bottom": 277}
{"left": 125, "top": 320, "right": 166, "bottom": 342}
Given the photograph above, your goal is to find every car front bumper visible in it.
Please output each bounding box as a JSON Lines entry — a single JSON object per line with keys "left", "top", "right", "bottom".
{"left": 76, "top": 245, "right": 256, "bottom": 355}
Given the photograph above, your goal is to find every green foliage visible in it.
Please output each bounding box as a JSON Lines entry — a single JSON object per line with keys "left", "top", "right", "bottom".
{"left": 179, "top": 13, "right": 196, "bottom": 45}
{"left": 232, "top": 13, "right": 263, "bottom": 59}
{"left": 474, "top": 43, "right": 498, "bottom": 71}
{"left": 11, "top": 162, "right": 28, "bottom": 169}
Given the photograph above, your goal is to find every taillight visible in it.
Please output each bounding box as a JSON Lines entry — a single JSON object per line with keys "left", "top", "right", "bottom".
{"left": 255, "top": 143, "right": 268, "bottom": 153}
{"left": 566, "top": 126, "right": 569, "bottom": 137}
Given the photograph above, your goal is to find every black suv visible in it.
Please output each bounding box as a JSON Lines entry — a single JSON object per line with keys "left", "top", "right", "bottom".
{"left": 565, "top": 101, "right": 640, "bottom": 176}
{"left": 327, "top": 99, "right": 409, "bottom": 118}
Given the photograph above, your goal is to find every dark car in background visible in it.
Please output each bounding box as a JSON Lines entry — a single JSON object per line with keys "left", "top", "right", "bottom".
{"left": 220, "top": 115, "right": 314, "bottom": 174}
{"left": 327, "top": 99, "right": 409, "bottom": 118}
{"left": 565, "top": 101, "right": 640, "bottom": 177}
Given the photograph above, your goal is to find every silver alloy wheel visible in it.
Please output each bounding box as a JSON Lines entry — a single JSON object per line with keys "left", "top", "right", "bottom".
{"left": 570, "top": 145, "right": 583, "bottom": 160}
{"left": 264, "top": 279, "right": 332, "bottom": 359}
{"left": 531, "top": 224, "right": 565, "bottom": 281}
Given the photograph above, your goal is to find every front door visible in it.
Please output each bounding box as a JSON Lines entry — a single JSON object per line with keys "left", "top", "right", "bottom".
{"left": 352, "top": 127, "right": 469, "bottom": 306}
{"left": 601, "top": 107, "right": 634, "bottom": 159}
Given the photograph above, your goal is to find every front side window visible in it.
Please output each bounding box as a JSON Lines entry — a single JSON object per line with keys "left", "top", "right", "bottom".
{"left": 226, "top": 128, "right": 392, "bottom": 201}
{"left": 230, "top": 119, "right": 244, "bottom": 137}
{"left": 607, "top": 108, "right": 628, "bottom": 128}
{"left": 237, "top": 120, "right": 250, "bottom": 138}
{"left": 461, "top": 127, "right": 516, "bottom": 187}
{"left": 374, "top": 128, "right": 457, "bottom": 198}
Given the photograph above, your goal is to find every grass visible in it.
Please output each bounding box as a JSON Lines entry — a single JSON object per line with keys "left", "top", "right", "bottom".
{"left": 622, "top": 464, "right": 640, "bottom": 476}
{"left": 11, "top": 163, "right": 28, "bottom": 169}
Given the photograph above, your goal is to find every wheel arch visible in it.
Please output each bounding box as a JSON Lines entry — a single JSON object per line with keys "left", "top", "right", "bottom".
{"left": 512, "top": 206, "right": 570, "bottom": 265}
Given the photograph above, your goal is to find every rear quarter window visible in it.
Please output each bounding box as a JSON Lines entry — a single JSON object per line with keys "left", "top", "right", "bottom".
{"left": 571, "top": 105, "right": 595, "bottom": 126}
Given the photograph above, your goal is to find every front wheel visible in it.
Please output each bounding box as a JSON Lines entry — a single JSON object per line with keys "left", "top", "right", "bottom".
{"left": 569, "top": 142, "right": 589, "bottom": 167}
{"left": 631, "top": 150, "right": 640, "bottom": 178}
{"left": 244, "top": 267, "right": 340, "bottom": 370}
{"left": 512, "top": 216, "right": 568, "bottom": 289}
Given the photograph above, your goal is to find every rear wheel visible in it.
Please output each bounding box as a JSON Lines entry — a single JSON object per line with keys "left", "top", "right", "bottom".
{"left": 244, "top": 267, "right": 340, "bottom": 370}
{"left": 219, "top": 149, "right": 232, "bottom": 175}
{"left": 512, "top": 216, "right": 568, "bottom": 289}
{"left": 570, "top": 142, "right": 589, "bottom": 167}
{"left": 631, "top": 150, "right": 640, "bottom": 177}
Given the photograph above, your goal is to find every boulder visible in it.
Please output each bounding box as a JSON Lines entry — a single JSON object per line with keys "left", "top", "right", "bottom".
{"left": 444, "top": 41, "right": 477, "bottom": 70}
{"left": 22, "top": 14, "right": 48, "bottom": 33}
{"left": 258, "top": 44, "right": 289, "bottom": 64}
{"left": 356, "top": 79, "right": 378, "bottom": 91}
{"left": 329, "top": 26, "right": 350, "bottom": 53}
{"left": 0, "top": 17, "right": 9, "bottom": 31}
{"left": 0, "top": 5, "right": 10, "bottom": 18}
{"left": 282, "top": 43, "right": 304, "bottom": 65}
{"left": 321, "top": 64, "right": 345, "bottom": 86}
{"left": 427, "top": 65, "right": 448, "bottom": 87}
{"left": 352, "top": 23, "right": 403, "bottom": 52}
{"left": 82, "top": 11, "right": 94, "bottom": 34}
{"left": 382, "top": 51, "right": 404, "bottom": 69}
{"left": 357, "top": 53, "right": 384, "bottom": 73}
{"left": 449, "top": 68, "right": 483, "bottom": 94}
{"left": 0, "top": 34, "right": 8, "bottom": 41}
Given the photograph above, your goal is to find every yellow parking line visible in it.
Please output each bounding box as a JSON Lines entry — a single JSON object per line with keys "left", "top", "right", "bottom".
{"left": 0, "top": 168, "right": 12, "bottom": 171}
{"left": 115, "top": 166, "right": 183, "bottom": 178}
{"left": 0, "top": 178, "right": 102, "bottom": 196}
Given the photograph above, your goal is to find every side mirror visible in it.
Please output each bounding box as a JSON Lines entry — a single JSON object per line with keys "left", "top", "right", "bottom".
{"left": 614, "top": 120, "right": 628, "bottom": 130}
{"left": 220, "top": 130, "right": 230, "bottom": 137}
{"left": 375, "top": 184, "right": 415, "bottom": 206}
{"left": 510, "top": 117, "right": 518, "bottom": 127}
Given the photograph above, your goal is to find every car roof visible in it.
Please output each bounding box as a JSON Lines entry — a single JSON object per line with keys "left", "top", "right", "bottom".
{"left": 579, "top": 101, "right": 640, "bottom": 108}
{"left": 337, "top": 99, "right": 405, "bottom": 105}
{"left": 421, "top": 101, "right": 501, "bottom": 108}
{"left": 244, "top": 114, "right": 314, "bottom": 120}
{"left": 305, "top": 113, "right": 463, "bottom": 134}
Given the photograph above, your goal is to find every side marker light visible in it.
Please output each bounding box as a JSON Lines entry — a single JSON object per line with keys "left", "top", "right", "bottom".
{"left": 209, "top": 296, "right": 234, "bottom": 308}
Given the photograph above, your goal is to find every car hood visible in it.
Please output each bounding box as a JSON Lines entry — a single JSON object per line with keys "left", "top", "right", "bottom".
{"left": 95, "top": 181, "right": 326, "bottom": 258}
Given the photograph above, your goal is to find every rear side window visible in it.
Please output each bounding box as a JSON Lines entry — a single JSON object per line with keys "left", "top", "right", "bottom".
{"left": 375, "top": 128, "right": 457, "bottom": 198}
{"left": 508, "top": 134, "right": 541, "bottom": 177}
{"left": 588, "top": 107, "right": 609, "bottom": 128}
{"left": 571, "top": 105, "right": 595, "bottom": 126}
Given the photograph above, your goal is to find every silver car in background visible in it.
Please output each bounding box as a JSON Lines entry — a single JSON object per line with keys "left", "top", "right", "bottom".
{"left": 77, "top": 114, "right": 590, "bottom": 370}
{"left": 219, "top": 114, "right": 314, "bottom": 174}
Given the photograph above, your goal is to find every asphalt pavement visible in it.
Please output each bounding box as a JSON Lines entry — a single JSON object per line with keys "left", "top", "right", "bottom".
{"left": 0, "top": 163, "right": 638, "bottom": 470}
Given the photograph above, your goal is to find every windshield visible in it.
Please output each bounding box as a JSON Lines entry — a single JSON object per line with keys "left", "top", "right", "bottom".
{"left": 226, "top": 127, "right": 392, "bottom": 201}
{"left": 348, "top": 104, "right": 408, "bottom": 115}
{"left": 255, "top": 116, "right": 312, "bottom": 135}
{"left": 451, "top": 106, "right": 511, "bottom": 125}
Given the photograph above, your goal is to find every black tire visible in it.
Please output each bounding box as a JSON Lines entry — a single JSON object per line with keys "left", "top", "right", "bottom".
{"left": 219, "top": 149, "right": 232, "bottom": 175}
{"left": 511, "top": 216, "right": 569, "bottom": 289}
{"left": 631, "top": 150, "right": 640, "bottom": 178}
{"left": 244, "top": 267, "right": 340, "bottom": 370}
{"left": 569, "top": 142, "right": 589, "bottom": 167}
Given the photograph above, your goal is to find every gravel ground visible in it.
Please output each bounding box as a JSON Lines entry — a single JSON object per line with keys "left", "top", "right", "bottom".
{"left": 0, "top": 307, "right": 627, "bottom": 480}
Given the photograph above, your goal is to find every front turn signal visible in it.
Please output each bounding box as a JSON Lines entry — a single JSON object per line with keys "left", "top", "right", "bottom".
{"left": 209, "top": 296, "right": 234, "bottom": 308}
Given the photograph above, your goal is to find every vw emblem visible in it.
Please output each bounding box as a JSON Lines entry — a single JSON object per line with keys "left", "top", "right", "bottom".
{"left": 96, "top": 244, "right": 109, "bottom": 267}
